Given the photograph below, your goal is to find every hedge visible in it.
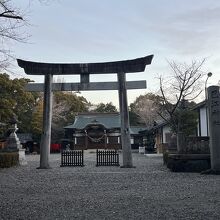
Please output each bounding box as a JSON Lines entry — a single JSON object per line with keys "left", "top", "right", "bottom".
{"left": 0, "top": 152, "right": 19, "bottom": 168}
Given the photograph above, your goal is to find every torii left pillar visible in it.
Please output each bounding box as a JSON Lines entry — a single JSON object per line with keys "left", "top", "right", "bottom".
{"left": 38, "top": 74, "right": 53, "bottom": 169}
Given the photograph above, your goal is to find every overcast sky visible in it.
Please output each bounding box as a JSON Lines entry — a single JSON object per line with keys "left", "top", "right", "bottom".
{"left": 10, "top": 0, "right": 220, "bottom": 106}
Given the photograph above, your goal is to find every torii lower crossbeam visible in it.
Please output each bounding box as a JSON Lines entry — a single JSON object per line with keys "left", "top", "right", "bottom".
{"left": 26, "top": 81, "right": 146, "bottom": 91}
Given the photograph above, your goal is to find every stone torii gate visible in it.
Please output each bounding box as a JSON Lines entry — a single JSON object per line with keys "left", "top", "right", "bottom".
{"left": 17, "top": 55, "right": 153, "bottom": 169}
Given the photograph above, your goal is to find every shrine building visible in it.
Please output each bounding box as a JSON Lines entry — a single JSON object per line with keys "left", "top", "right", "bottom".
{"left": 64, "top": 113, "right": 148, "bottom": 150}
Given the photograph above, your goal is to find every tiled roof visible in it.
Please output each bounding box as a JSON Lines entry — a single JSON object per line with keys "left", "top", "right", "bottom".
{"left": 192, "top": 100, "right": 206, "bottom": 110}
{"left": 64, "top": 113, "right": 121, "bottom": 130}
{"left": 65, "top": 113, "right": 150, "bottom": 134}
{"left": 130, "top": 126, "right": 148, "bottom": 135}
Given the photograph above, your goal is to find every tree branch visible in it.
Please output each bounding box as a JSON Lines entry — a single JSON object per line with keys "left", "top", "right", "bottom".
{"left": 0, "top": 2, "right": 23, "bottom": 20}
{"left": 0, "top": 13, "right": 23, "bottom": 20}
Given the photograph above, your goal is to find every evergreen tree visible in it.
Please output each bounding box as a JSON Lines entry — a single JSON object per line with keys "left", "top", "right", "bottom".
{"left": 93, "top": 102, "right": 118, "bottom": 113}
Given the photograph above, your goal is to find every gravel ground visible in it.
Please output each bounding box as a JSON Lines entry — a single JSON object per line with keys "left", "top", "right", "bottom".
{"left": 0, "top": 152, "right": 220, "bottom": 220}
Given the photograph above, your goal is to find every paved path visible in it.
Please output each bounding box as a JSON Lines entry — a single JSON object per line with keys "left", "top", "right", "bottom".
{"left": 0, "top": 152, "right": 220, "bottom": 220}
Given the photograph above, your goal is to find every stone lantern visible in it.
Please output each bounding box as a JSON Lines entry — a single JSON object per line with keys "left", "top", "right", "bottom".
{"left": 6, "top": 115, "right": 27, "bottom": 165}
{"left": 7, "top": 115, "right": 21, "bottom": 150}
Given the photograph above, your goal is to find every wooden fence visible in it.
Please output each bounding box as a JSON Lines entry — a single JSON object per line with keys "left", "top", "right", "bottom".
{"left": 61, "top": 150, "right": 84, "bottom": 167}
{"left": 96, "top": 149, "right": 120, "bottom": 166}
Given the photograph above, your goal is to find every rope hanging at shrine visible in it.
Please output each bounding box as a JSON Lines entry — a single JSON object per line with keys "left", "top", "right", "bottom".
{"left": 85, "top": 130, "right": 107, "bottom": 143}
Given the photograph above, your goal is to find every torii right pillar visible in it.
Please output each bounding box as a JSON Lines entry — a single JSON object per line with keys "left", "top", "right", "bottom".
{"left": 118, "top": 72, "right": 134, "bottom": 168}
{"left": 207, "top": 86, "right": 220, "bottom": 173}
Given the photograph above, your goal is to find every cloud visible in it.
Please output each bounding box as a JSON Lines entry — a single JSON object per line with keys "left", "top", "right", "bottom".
{"left": 147, "top": 5, "right": 220, "bottom": 55}
{"left": 176, "top": 6, "right": 220, "bottom": 27}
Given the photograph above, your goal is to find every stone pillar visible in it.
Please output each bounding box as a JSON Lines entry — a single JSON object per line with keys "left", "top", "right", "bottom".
{"left": 207, "top": 86, "right": 220, "bottom": 172}
{"left": 39, "top": 74, "right": 53, "bottom": 169}
{"left": 117, "top": 72, "right": 133, "bottom": 168}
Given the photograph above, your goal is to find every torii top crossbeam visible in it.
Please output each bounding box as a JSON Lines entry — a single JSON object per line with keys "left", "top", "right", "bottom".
{"left": 17, "top": 55, "right": 153, "bottom": 75}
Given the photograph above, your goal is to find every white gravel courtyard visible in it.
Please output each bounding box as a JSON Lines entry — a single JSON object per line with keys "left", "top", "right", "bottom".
{"left": 0, "top": 152, "right": 220, "bottom": 220}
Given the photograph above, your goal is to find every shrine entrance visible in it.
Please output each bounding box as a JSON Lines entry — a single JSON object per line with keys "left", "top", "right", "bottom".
{"left": 17, "top": 55, "right": 153, "bottom": 168}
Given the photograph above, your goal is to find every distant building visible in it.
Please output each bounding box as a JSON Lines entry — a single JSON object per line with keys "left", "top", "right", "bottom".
{"left": 149, "top": 100, "right": 210, "bottom": 153}
{"left": 148, "top": 121, "right": 172, "bottom": 153}
{"left": 64, "top": 113, "right": 148, "bottom": 150}
{"left": 154, "top": 122, "right": 171, "bottom": 146}
{"left": 130, "top": 126, "right": 149, "bottom": 149}
{"left": 64, "top": 113, "right": 121, "bottom": 150}
{"left": 193, "top": 100, "right": 208, "bottom": 136}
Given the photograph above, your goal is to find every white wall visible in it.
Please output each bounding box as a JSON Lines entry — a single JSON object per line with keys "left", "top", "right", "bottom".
{"left": 200, "top": 107, "right": 208, "bottom": 136}
{"left": 162, "top": 125, "right": 171, "bottom": 143}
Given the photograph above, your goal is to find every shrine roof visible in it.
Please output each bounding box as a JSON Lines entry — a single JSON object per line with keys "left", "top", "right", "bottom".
{"left": 65, "top": 113, "right": 149, "bottom": 133}
{"left": 64, "top": 113, "right": 121, "bottom": 130}
{"left": 130, "top": 126, "right": 148, "bottom": 135}
{"left": 192, "top": 100, "right": 206, "bottom": 110}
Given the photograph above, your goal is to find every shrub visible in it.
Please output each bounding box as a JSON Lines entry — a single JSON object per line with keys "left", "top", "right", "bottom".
{"left": 0, "top": 152, "right": 19, "bottom": 168}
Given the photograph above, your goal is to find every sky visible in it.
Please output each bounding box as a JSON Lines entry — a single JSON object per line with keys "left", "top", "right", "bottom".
{"left": 9, "top": 0, "right": 220, "bottom": 107}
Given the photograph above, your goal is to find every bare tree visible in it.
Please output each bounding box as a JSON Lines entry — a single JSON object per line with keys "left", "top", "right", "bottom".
{"left": 157, "top": 59, "right": 206, "bottom": 153}
{"left": 158, "top": 59, "right": 205, "bottom": 134}
{"left": 0, "top": 1, "right": 23, "bottom": 20}
{"left": 0, "top": 0, "right": 25, "bottom": 70}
